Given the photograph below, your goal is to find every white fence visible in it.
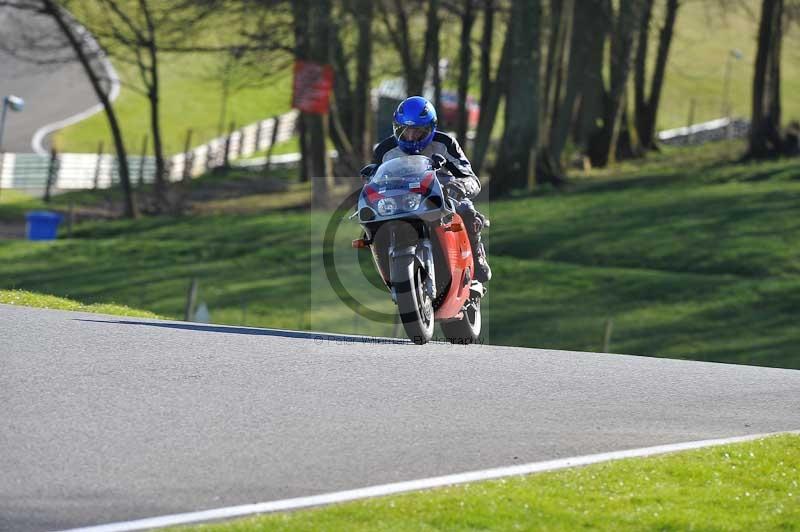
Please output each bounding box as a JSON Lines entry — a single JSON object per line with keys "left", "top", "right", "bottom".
{"left": 1, "top": 111, "right": 750, "bottom": 193}
{"left": 0, "top": 110, "right": 298, "bottom": 192}
{"left": 657, "top": 117, "right": 750, "bottom": 146}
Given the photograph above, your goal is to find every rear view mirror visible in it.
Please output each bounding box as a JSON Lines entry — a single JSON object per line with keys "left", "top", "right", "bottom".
{"left": 360, "top": 164, "right": 378, "bottom": 181}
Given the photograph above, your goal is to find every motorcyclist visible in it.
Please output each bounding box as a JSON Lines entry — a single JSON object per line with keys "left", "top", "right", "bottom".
{"left": 369, "top": 95, "right": 491, "bottom": 283}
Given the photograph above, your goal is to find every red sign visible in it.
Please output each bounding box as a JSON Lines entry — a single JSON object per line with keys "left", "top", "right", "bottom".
{"left": 292, "top": 60, "right": 334, "bottom": 115}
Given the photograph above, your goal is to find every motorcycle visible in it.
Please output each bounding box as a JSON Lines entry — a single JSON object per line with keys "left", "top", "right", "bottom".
{"left": 352, "top": 155, "right": 485, "bottom": 345}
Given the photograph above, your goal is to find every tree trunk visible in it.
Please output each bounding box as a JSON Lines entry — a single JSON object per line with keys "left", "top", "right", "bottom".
{"left": 749, "top": 0, "right": 784, "bottom": 158}
{"left": 472, "top": 25, "right": 510, "bottom": 177}
{"left": 636, "top": 0, "right": 679, "bottom": 150}
{"left": 328, "top": 0, "right": 372, "bottom": 176}
{"left": 542, "top": 0, "right": 564, "bottom": 131}
{"left": 352, "top": 0, "right": 373, "bottom": 160}
{"left": 140, "top": 0, "right": 168, "bottom": 212}
{"left": 574, "top": 0, "right": 611, "bottom": 158}
{"left": 535, "top": 0, "right": 574, "bottom": 186}
{"left": 331, "top": 25, "right": 353, "bottom": 142}
{"left": 478, "top": 0, "right": 494, "bottom": 124}
{"left": 297, "top": 114, "right": 309, "bottom": 182}
{"left": 381, "top": 0, "right": 438, "bottom": 98}
{"left": 492, "top": 0, "right": 541, "bottom": 195}
{"left": 552, "top": 0, "right": 594, "bottom": 157}
{"left": 456, "top": 0, "right": 475, "bottom": 144}
{"left": 382, "top": 1, "right": 424, "bottom": 95}
{"left": 633, "top": 0, "right": 653, "bottom": 147}
{"left": 304, "top": 0, "right": 334, "bottom": 206}
{"left": 43, "top": 0, "right": 138, "bottom": 218}
{"left": 426, "top": 0, "right": 441, "bottom": 108}
{"left": 589, "top": 0, "right": 644, "bottom": 167}
{"left": 293, "top": 0, "right": 311, "bottom": 182}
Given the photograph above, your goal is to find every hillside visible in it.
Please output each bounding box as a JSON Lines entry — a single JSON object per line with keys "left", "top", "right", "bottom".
{"left": 2, "top": 140, "right": 799, "bottom": 368}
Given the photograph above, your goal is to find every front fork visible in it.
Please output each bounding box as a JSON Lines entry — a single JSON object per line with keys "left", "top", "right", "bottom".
{"left": 388, "top": 227, "right": 436, "bottom": 304}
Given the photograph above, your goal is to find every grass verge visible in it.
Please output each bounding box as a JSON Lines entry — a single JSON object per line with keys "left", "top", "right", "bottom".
{"left": 174, "top": 433, "right": 800, "bottom": 531}
{"left": 0, "top": 289, "right": 162, "bottom": 319}
{"left": 1, "top": 141, "right": 799, "bottom": 368}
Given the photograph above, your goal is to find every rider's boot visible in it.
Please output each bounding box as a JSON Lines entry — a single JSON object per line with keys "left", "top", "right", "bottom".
{"left": 457, "top": 200, "right": 492, "bottom": 283}
{"left": 471, "top": 232, "right": 492, "bottom": 283}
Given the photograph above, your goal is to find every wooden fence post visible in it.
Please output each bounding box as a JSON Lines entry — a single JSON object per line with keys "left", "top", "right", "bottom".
{"left": 138, "top": 134, "right": 148, "bottom": 188}
{"left": 182, "top": 128, "right": 194, "bottom": 182}
{"left": 686, "top": 99, "right": 696, "bottom": 145}
{"left": 602, "top": 318, "right": 614, "bottom": 353}
{"left": 223, "top": 121, "right": 236, "bottom": 169}
{"left": 205, "top": 142, "right": 215, "bottom": 172}
{"left": 184, "top": 278, "right": 199, "bottom": 321}
{"left": 44, "top": 148, "right": 59, "bottom": 203}
{"left": 264, "top": 115, "right": 282, "bottom": 174}
{"left": 254, "top": 120, "right": 264, "bottom": 153}
{"left": 93, "top": 141, "right": 104, "bottom": 189}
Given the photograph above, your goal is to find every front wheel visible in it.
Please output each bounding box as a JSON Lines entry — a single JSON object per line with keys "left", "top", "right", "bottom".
{"left": 393, "top": 255, "right": 434, "bottom": 345}
{"left": 440, "top": 297, "right": 482, "bottom": 344}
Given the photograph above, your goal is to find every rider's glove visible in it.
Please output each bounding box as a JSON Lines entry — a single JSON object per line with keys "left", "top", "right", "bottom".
{"left": 444, "top": 179, "right": 468, "bottom": 201}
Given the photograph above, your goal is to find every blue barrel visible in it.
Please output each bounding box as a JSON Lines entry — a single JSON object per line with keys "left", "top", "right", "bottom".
{"left": 25, "top": 211, "right": 63, "bottom": 241}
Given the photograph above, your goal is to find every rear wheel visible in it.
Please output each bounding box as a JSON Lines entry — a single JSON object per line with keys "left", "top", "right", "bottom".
{"left": 440, "top": 296, "right": 482, "bottom": 344}
{"left": 393, "top": 255, "right": 434, "bottom": 345}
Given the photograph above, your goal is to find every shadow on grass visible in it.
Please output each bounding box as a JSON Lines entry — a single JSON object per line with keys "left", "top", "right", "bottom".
{"left": 75, "top": 318, "right": 407, "bottom": 344}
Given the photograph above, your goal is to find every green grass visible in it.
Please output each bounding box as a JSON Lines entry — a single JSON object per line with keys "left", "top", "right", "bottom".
{"left": 174, "top": 434, "right": 800, "bottom": 531}
{"left": 54, "top": 54, "right": 293, "bottom": 155}
{"left": 0, "top": 189, "right": 42, "bottom": 221}
{"left": 1, "top": 140, "right": 799, "bottom": 368}
{"left": 0, "top": 289, "right": 161, "bottom": 318}
{"left": 656, "top": 1, "right": 800, "bottom": 128}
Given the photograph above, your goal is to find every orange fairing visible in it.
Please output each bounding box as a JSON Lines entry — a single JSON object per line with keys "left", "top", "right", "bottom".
{"left": 434, "top": 213, "right": 473, "bottom": 320}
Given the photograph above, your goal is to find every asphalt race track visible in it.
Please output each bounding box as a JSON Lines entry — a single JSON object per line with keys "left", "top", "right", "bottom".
{"left": 0, "top": 9, "right": 105, "bottom": 153}
{"left": 1, "top": 304, "right": 799, "bottom": 531}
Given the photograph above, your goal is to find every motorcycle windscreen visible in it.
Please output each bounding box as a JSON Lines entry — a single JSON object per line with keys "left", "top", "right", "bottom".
{"left": 370, "top": 155, "right": 432, "bottom": 184}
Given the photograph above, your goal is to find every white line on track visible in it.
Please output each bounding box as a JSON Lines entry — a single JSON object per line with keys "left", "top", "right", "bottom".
{"left": 31, "top": 12, "right": 120, "bottom": 156}
{"left": 58, "top": 429, "right": 799, "bottom": 532}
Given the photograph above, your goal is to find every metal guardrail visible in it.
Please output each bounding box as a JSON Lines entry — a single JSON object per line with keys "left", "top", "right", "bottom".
{"left": 0, "top": 109, "right": 298, "bottom": 192}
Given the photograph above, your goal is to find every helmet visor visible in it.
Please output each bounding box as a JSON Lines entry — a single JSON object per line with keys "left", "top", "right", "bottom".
{"left": 394, "top": 124, "right": 433, "bottom": 143}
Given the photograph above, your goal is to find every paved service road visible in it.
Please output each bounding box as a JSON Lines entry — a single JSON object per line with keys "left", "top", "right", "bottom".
{"left": 0, "top": 8, "right": 107, "bottom": 153}
{"left": 1, "top": 304, "right": 798, "bottom": 531}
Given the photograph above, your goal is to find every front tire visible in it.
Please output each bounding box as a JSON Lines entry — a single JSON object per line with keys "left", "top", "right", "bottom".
{"left": 440, "top": 297, "right": 482, "bottom": 344}
{"left": 393, "top": 255, "right": 434, "bottom": 345}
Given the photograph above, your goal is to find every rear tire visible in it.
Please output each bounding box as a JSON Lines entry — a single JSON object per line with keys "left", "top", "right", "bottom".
{"left": 393, "top": 255, "right": 434, "bottom": 345}
{"left": 440, "top": 297, "right": 482, "bottom": 344}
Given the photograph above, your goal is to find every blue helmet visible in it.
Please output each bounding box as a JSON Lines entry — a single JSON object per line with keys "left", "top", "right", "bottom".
{"left": 393, "top": 96, "right": 437, "bottom": 154}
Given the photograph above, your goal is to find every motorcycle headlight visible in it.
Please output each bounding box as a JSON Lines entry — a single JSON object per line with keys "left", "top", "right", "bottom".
{"left": 402, "top": 193, "right": 422, "bottom": 211}
{"left": 376, "top": 197, "right": 397, "bottom": 216}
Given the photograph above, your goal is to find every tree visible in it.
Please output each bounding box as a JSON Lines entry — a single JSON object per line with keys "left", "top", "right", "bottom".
{"left": 491, "top": 0, "right": 541, "bottom": 195}
{"left": 634, "top": 0, "right": 680, "bottom": 151}
{"left": 68, "top": 0, "right": 219, "bottom": 213}
{"left": 293, "top": 0, "right": 334, "bottom": 206}
{"left": 471, "top": 0, "right": 510, "bottom": 177}
{"left": 0, "top": 0, "right": 138, "bottom": 218}
{"left": 455, "top": 0, "right": 476, "bottom": 145}
{"left": 379, "top": 0, "right": 441, "bottom": 98}
{"left": 748, "top": 0, "right": 784, "bottom": 157}
{"left": 327, "top": 0, "right": 375, "bottom": 174}
{"left": 534, "top": 0, "right": 574, "bottom": 186}
{"left": 586, "top": 0, "right": 646, "bottom": 167}
{"left": 550, "top": 0, "right": 601, "bottom": 166}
